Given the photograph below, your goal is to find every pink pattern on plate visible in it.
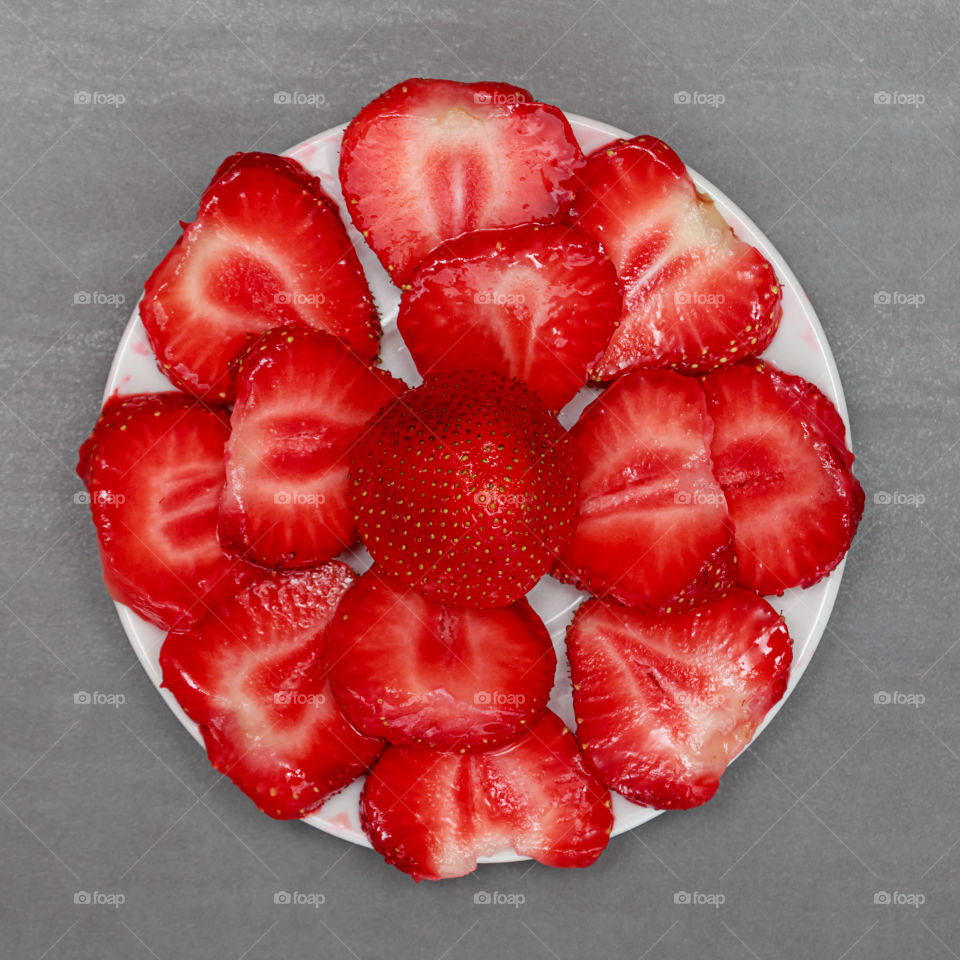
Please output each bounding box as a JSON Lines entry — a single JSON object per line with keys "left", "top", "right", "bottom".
{"left": 328, "top": 812, "right": 355, "bottom": 831}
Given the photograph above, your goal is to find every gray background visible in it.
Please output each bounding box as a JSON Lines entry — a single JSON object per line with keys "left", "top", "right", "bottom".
{"left": 1, "top": 0, "right": 958, "bottom": 956}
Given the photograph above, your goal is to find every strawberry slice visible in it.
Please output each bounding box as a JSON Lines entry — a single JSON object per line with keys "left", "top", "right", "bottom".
{"left": 77, "top": 392, "right": 253, "bottom": 629}
{"left": 701, "top": 360, "right": 864, "bottom": 594}
{"left": 397, "top": 223, "right": 622, "bottom": 411}
{"left": 567, "top": 589, "right": 792, "bottom": 810}
{"left": 566, "top": 136, "right": 782, "bottom": 378}
{"left": 360, "top": 710, "right": 612, "bottom": 880}
{"left": 140, "top": 152, "right": 380, "bottom": 403}
{"left": 339, "top": 78, "right": 585, "bottom": 285}
{"left": 325, "top": 567, "right": 556, "bottom": 750}
{"left": 554, "top": 369, "right": 736, "bottom": 612}
{"left": 160, "top": 563, "right": 384, "bottom": 819}
{"left": 220, "top": 327, "right": 405, "bottom": 568}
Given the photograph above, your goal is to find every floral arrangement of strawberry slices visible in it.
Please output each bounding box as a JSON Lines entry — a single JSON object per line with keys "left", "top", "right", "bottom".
{"left": 77, "top": 78, "right": 864, "bottom": 881}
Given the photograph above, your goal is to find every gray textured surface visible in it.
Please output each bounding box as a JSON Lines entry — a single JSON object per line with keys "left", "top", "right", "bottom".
{"left": 1, "top": 0, "right": 958, "bottom": 956}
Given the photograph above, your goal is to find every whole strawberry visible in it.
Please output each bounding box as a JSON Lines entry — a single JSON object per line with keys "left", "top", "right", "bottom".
{"left": 349, "top": 372, "right": 577, "bottom": 607}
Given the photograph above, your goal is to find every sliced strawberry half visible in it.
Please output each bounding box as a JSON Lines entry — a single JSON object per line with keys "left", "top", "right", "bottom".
{"left": 360, "top": 710, "right": 612, "bottom": 880}
{"left": 220, "top": 327, "right": 405, "bottom": 568}
{"left": 397, "top": 223, "right": 622, "bottom": 411}
{"left": 554, "top": 369, "right": 736, "bottom": 612}
{"left": 77, "top": 392, "right": 254, "bottom": 629}
{"left": 160, "top": 563, "right": 384, "bottom": 819}
{"left": 567, "top": 589, "right": 792, "bottom": 810}
{"left": 140, "top": 151, "right": 380, "bottom": 403}
{"left": 325, "top": 566, "right": 556, "bottom": 750}
{"left": 566, "top": 136, "right": 782, "bottom": 379}
{"left": 701, "top": 360, "right": 864, "bottom": 594}
{"left": 339, "top": 78, "right": 585, "bottom": 285}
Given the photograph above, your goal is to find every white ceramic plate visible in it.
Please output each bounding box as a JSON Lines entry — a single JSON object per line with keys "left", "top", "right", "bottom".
{"left": 104, "top": 113, "right": 850, "bottom": 862}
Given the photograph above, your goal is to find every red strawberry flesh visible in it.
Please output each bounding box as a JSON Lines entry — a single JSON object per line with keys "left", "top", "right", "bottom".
{"left": 566, "top": 136, "right": 782, "bottom": 378}
{"left": 220, "top": 327, "right": 405, "bottom": 568}
{"left": 77, "top": 392, "right": 253, "bottom": 629}
{"left": 160, "top": 563, "right": 383, "bottom": 819}
{"left": 700, "top": 359, "right": 864, "bottom": 594}
{"left": 360, "top": 710, "right": 612, "bottom": 880}
{"left": 140, "top": 152, "right": 380, "bottom": 403}
{"left": 555, "top": 368, "right": 736, "bottom": 612}
{"left": 339, "top": 78, "right": 585, "bottom": 285}
{"left": 325, "top": 566, "right": 556, "bottom": 750}
{"left": 397, "top": 223, "right": 622, "bottom": 411}
{"left": 567, "top": 589, "right": 792, "bottom": 809}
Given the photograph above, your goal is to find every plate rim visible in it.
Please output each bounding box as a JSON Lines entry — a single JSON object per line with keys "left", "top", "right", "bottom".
{"left": 104, "top": 109, "right": 849, "bottom": 865}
